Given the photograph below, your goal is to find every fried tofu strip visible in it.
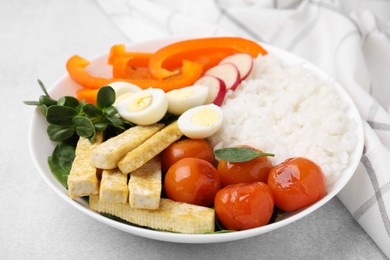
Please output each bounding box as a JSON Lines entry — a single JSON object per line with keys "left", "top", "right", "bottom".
{"left": 68, "top": 133, "right": 103, "bottom": 198}
{"left": 118, "top": 121, "right": 182, "bottom": 174}
{"left": 89, "top": 195, "right": 215, "bottom": 234}
{"left": 129, "top": 157, "right": 161, "bottom": 209}
{"left": 90, "top": 124, "right": 164, "bottom": 169}
{"left": 99, "top": 169, "right": 129, "bottom": 204}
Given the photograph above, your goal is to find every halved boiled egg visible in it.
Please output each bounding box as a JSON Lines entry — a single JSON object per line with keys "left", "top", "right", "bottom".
{"left": 166, "top": 85, "right": 208, "bottom": 115}
{"left": 114, "top": 88, "right": 168, "bottom": 125}
{"left": 178, "top": 104, "right": 223, "bottom": 139}
{"left": 108, "top": 81, "right": 142, "bottom": 105}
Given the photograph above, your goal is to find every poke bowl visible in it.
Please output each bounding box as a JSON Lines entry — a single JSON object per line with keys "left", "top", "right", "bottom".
{"left": 28, "top": 37, "right": 364, "bottom": 243}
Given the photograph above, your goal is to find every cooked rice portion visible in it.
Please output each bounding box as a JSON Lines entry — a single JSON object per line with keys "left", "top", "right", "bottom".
{"left": 210, "top": 54, "right": 357, "bottom": 185}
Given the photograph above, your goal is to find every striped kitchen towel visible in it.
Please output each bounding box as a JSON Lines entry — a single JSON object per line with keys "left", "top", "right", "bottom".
{"left": 96, "top": 0, "right": 390, "bottom": 256}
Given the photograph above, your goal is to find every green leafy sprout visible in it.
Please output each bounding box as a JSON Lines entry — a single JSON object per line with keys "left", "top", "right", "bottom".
{"left": 24, "top": 80, "right": 133, "bottom": 143}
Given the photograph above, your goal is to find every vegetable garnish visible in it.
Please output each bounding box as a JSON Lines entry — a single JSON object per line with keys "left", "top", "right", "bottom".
{"left": 148, "top": 37, "right": 267, "bottom": 79}
{"left": 108, "top": 44, "right": 152, "bottom": 65}
{"left": 214, "top": 147, "right": 274, "bottom": 163}
{"left": 66, "top": 55, "right": 114, "bottom": 89}
{"left": 67, "top": 55, "right": 203, "bottom": 92}
{"left": 217, "top": 146, "right": 273, "bottom": 187}
{"left": 65, "top": 38, "right": 268, "bottom": 103}
{"left": 47, "top": 141, "right": 75, "bottom": 189}
{"left": 24, "top": 80, "right": 132, "bottom": 142}
{"left": 113, "top": 59, "right": 203, "bottom": 92}
{"left": 76, "top": 88, "right": 99, "bottom": 105}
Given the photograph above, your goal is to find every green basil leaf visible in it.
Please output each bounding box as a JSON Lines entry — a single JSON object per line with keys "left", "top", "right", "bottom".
{"left": 97, "top": 86, "right": 115, "bottom": 109}
{"left": 72, "top": 116, "right": 95, "bottom": 138}
{"left": 48, "top": 142, "right": 76, "bottom": 189}
{"left": 214, "top": 147, "right": 274, "bottom": 163}
{"left": 47, "top": 124, "right": 75, "bottom": 142}
{"left": 83, "top": 103, "right": 102, "bottom": 117}
{"left": 46, "top": 105, "right": 78, "bottom": 125}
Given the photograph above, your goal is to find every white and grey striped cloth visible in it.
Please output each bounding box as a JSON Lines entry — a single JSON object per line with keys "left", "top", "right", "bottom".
{"left": 96, "top": 0, "right": 390, "bottom": 256}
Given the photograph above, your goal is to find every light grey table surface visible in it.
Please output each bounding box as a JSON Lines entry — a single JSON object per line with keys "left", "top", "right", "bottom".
{"left": 0, "top": 0, "right": 387, "bottom": 259}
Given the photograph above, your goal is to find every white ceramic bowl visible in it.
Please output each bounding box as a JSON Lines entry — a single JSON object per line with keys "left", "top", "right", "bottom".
{"left": 28, "top": 37, "right": 364, "bottom": 243}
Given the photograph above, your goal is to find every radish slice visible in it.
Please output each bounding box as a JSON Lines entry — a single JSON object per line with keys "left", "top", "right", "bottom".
{"left": 204, "top": 63, "right": 240, "bottom": 91}
{"left": 219, "top": 53, "right": 254, "bottom": 80}
{"left": 194, "top": 76, "right": 227, "bottom": 106}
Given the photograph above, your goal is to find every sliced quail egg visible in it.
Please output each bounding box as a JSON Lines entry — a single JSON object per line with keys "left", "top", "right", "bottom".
{"left": 108, "top": 81, "right": 142, "bottom": 105}
{"left": 115, "top": 88, "right": 168, "bottom": 125}
{"left": 178, "top": 104, "right": 223, "bottom": 139}
{"left": 166, "top": 85, "right": 208, "bottom": 115}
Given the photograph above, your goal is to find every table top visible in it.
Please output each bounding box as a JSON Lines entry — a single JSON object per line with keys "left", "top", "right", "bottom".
{"left": 1, "top": 0, "right": 387, "bottom": 259}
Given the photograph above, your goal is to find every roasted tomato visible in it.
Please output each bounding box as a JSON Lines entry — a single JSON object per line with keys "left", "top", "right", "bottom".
{"left": 267, "top": 157, "right": 326, "bottom": 212}
{"left": 164, "top": 158, "right": 221, "bottom": 207}
{"left": 161, "top": 138, "right": 215, "bottom": 173}
{"left": 217, "top": 146, "right": 273, "bottom": 187}
{"left": 214, "top": 182, "right": 274, "bottom": 231}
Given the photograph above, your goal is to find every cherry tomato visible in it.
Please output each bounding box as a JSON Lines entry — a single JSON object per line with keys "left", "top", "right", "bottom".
{"left": 214, "top": 182, "right": 274, "bottom": 231}
{"left": 267, "top": 157, "right": 326, "bottom": 212}
{"left": 161, "top": 138, "right": 215, "bottom": 173}
{"left": 217, "top": 146, "right": 273, "bottom": 187}
{"left": 164, "top": 158, "right": 221, "bottom": 207}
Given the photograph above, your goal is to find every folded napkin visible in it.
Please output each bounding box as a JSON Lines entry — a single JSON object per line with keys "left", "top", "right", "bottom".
{"left": 96, "top": 0, "right": 390, "bottom": 256}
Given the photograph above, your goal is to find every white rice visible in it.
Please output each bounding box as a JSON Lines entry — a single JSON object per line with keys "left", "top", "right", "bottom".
{"left": 210, "top": 54, "right": 357, "bottom": 185}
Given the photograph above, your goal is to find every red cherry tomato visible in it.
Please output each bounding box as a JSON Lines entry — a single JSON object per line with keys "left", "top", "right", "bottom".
{"left": 217, "top": 146, "right": 273, "bottom": 187}
{"left": 214, "top": 182, "right": 274, "bottom": 231}
{"left": 161, "top": 139, "right": 215, "bottom": 173}
{"left": 164, "top": 158, "right": 221, "bottom": 207}
{"left": 267, "top": 157, "right": 326, "bottom": 212}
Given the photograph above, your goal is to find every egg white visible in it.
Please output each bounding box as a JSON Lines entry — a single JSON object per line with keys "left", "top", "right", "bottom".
{"left": 178, "top": 104, "right": 223, "bottom": 139}
{"left": 109, "top": 81, "right": 142, "bottom": 105}
{"left": 115, "top": 88, "right": 168, "bottom": 125}
{"left": 166, "top": 85, "right": 208, "bottom": 115}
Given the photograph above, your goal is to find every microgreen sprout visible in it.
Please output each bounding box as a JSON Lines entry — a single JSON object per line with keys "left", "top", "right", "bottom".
{"left": 24, "top": 80, "right": 133, "bottom": 143}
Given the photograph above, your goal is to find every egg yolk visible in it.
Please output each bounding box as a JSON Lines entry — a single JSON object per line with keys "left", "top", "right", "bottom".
{"left": 126, "top": 93, "right": 152, "bottom": 112}
{"left": 191, "top": 108, "right": 219, "bottom": 126}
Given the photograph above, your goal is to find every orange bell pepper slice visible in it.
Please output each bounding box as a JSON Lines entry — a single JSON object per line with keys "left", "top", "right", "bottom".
{"left": 149, "top": 37, "right": 267, "bottom": 79}
{"left": 66, "top": 55, "right": 203, "bottom": 92}
{"left": 163, "top": 48, "right": 236, "bottom": 72}
{"left": 111, "top": 53, "right": 203, "bottom": 91}
{"left": 112, "top": 56, "right": 130, "bottom": 78}
{"left": 66, "top": 55, "right": 114, "bottom": 89}
{"left": 111, "top": 49, "right": 154, "bottom": 79}
{"left": 112, "top": 56, "right": 154, "bottom": 79}
{"left": 76, "top": 88, "right": 99, "bottom": 105}
{"left": 111, "top": 44, "right": 235, "bottom": 73}
{"left": 124, "top": 59, "right": 203, "bottom": 92}
{"left": 108, "top": 44, "right": 152, "bottom": 66}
